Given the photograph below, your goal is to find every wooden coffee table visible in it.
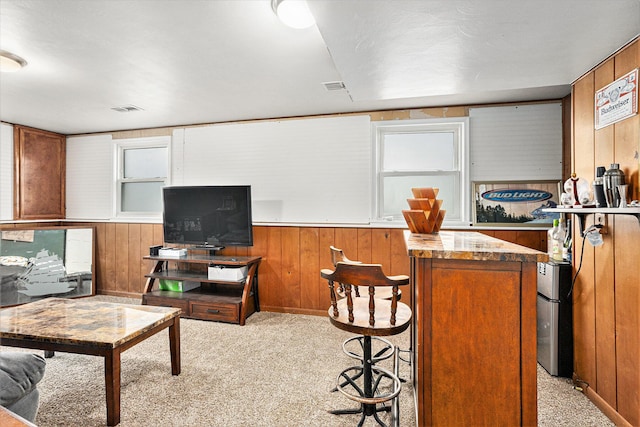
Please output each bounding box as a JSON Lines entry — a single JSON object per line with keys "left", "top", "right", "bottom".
{"left": 0, "top": 297, "right": 181, "bottom": 426}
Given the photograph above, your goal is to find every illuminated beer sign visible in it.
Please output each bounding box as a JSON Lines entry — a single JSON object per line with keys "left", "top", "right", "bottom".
{"left": 481, "top": 189, "right": 552, "bottom": 203}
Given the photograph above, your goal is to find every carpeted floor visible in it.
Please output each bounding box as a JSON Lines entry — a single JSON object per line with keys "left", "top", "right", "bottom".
{"left": 3, "top": 296, "right": 614, "bottom": 426}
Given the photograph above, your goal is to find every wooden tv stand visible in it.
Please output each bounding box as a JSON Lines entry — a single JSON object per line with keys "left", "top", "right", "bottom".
{"left": 141, "top": 254, "right": 261, "bottom": 325}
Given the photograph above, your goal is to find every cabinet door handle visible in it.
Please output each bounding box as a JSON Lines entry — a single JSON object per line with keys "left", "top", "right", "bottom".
{"left": 207, "top": 309, "right": 220, "bottom": 314}
{"left": 160, "top": 304, "right": 172, "bottom": 307}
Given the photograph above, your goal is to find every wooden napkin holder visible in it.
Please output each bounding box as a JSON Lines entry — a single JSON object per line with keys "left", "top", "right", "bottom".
{"left": 402, "top": 187, "right": 446, "bottom": 233}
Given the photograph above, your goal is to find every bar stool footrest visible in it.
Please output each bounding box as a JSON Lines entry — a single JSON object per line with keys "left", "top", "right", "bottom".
{"left": 342, "top": 336, "right": 395, "bottom": 364}
{"left": 336, "top": 365, "right": 401, "bottom": 405}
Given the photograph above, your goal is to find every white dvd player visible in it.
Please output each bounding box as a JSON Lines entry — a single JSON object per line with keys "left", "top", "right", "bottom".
{"left": 158, "top": 247, "right": 188, "bottom": 258}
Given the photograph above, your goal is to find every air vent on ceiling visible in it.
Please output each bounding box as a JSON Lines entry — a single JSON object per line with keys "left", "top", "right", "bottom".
{"left": 111, "top": 105, "right": 144, "bottom": 113}
{"left": 322, "top": 81, "right": 346, "bottom": 91}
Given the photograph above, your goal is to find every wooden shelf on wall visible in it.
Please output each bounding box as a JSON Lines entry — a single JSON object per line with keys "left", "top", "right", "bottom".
{"left": 543, "top": 207, "right": 640, "bottom": 233}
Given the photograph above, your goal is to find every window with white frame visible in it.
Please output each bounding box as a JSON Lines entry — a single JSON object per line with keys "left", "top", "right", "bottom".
{"left": 373, "top": 118, "right": 469, "bottom": 225}
{"left": 115, "top": 136, "right": 170, "bottom": 218}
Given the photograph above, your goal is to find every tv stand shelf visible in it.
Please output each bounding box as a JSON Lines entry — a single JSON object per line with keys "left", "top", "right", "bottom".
{"left": 141, "top": 255, "right": 261, "bottom": 325}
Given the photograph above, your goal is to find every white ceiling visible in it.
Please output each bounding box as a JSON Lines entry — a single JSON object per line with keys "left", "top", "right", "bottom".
{"left": 1, "top": 0, "right": 638, "bottom": 135}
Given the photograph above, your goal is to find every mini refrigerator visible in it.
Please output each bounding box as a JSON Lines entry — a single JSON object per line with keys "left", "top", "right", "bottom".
{"left": 537, "top": 261, "right": 573, "bottom": 377}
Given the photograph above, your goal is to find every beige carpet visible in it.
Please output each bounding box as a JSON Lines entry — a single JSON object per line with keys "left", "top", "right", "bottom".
{"left": 3, "top": 296, "right": 614, "bottom": 426}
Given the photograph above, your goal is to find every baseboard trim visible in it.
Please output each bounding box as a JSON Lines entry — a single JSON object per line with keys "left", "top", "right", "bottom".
{"left": 574, "top": 373, "right": 632, "bottom": 427}
{"left": 259, "top": 305, "right": 325, "bottom": 317}
{"left": 98, "top": 290, "right": 141, "bottom": 299}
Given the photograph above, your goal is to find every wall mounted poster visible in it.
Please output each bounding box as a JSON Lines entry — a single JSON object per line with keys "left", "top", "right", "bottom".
{"left": 595, "top": 68, "right": 638, "bottom": 129}
{"left": 473, "top": 181, "right": 561, "bottom": 227}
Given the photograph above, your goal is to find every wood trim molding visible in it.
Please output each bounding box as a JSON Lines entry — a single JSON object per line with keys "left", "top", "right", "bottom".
{"left": 576, "top": 377, "right": 633, "bottom": 427}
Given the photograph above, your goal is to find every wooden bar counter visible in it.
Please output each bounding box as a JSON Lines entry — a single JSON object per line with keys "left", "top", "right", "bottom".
{"left": 405, "top": 231, "right": 547, "bottom": 426}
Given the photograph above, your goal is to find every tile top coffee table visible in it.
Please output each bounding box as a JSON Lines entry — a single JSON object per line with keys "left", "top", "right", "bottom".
{"left": 0, "top": 297, "right": 181, "bottom": 426}
{"left": 0, "top": 405, "right": 37, "bottom": 427}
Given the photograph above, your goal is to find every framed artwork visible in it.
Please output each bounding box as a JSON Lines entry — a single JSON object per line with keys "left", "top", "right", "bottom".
{"left": 0, "top": 226, "right": 95, "bottom": 307}
{"left": 595, "top": 68, "right": 638, "bottom": 129}
{"left": 473, "top": 180, "right": 561, "bottom": 227}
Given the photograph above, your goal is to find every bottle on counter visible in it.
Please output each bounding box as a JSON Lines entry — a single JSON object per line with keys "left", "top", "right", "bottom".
{"left": 563, "top": 234, "right": 572, "bottom": 263}
{"left": 551, "top": 219, "right": 565, "bottom": 261}
{"left": 592, "top": 166, "right": 607, "bottom": 207}
{"left": 548, "top": 219, "right": 559, "bottom": 259}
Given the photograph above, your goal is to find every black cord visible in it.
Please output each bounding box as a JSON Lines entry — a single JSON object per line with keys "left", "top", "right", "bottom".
{"left": 567, "top": 235, "right": 586, "bottom": 297}
{"left": 568, "top": 224, "right": 603, "bottom": 297}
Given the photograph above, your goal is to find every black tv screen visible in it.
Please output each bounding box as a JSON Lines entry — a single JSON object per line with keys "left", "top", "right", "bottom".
{"left": 162, "top": 185, "right": 253, "bottom": 247}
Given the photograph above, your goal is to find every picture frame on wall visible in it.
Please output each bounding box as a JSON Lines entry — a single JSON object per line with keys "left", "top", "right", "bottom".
{"left": 0, "top": 226, "right": 95, "bottom": 307}
{"left": 594, "top": 68, "right": 638, "bottom": 130}
{"left": 473, "top": 180, "right": 562, "bottom": 227}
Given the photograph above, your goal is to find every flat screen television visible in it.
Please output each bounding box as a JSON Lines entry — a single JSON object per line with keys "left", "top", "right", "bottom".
{"left": 162, "top": 185, "right": 253, "bottom": 248}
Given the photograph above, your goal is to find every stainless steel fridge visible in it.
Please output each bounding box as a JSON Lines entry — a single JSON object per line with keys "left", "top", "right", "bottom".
{"left": 537, "top": 261, "right": 573, "bottom": 377}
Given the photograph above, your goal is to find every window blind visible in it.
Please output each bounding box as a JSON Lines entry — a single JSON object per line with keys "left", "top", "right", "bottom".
{"left": 469, "top": 103, "right": 563, "bottom": 182}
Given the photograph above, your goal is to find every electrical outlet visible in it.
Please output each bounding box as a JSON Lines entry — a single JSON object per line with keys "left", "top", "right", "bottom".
{"left": 594, "top": 213, "right": 608, "bottom": 234}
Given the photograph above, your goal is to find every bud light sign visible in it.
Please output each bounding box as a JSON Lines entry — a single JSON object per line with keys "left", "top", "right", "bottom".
{"left": 481, "top": 189, "right": 553, "bottom": 203}
{"left": 474, "top": 181, "right": 560, "bottom": 226}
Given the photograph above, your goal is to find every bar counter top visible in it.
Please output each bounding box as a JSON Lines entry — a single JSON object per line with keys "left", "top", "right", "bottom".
{"left": 404, "top": 230, "right": 548, "bottom": 263}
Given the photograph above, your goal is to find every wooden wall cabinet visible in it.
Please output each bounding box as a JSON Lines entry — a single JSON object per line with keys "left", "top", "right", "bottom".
{"left": 14, "top": 125, "right": 66, "bottom": 219}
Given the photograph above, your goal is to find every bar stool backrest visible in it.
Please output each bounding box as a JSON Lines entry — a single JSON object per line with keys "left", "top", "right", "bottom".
{"left": 321, "top": 262, "right": 411, "bottom": 335}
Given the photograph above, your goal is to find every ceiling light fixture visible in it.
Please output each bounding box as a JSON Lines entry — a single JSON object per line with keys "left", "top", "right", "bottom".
{"left": 0, "top": 50, "right": 28, "bottom": 72}
{"left": 271, "top": 0, "right": 315, "bottom": 29}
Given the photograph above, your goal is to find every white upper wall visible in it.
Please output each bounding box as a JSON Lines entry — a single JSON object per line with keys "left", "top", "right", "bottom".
{"left": 0, "top": 123, "right": 14, "bottom": 220}
{"left": 62, "top": 103, "right": 562, "bottom": 226}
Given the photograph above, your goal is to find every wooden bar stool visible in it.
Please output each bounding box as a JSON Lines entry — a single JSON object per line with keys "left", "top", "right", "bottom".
{"left": 329, "top": 246, "right": 398, "bottom": 367}
{"left": 321, "top": 262, "right": 411, "bottom": 427}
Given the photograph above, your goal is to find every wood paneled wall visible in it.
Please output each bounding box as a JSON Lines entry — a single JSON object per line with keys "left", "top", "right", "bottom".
{"left": 3, "top": 222, "right": 546, "bottom": 314}
{"left": 57, "top": 222, "right": 546, "bottom": 317}
{"left": 571, "top": 37, "right": 639, "bottom": 426}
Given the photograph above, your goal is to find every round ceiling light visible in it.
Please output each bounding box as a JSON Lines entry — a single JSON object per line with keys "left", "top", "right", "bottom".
{"left": 271, "top": 0, "right": 315, "bottom": 29}
{"left": 0, "top": 50, "right": 28, "bottom": 72}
